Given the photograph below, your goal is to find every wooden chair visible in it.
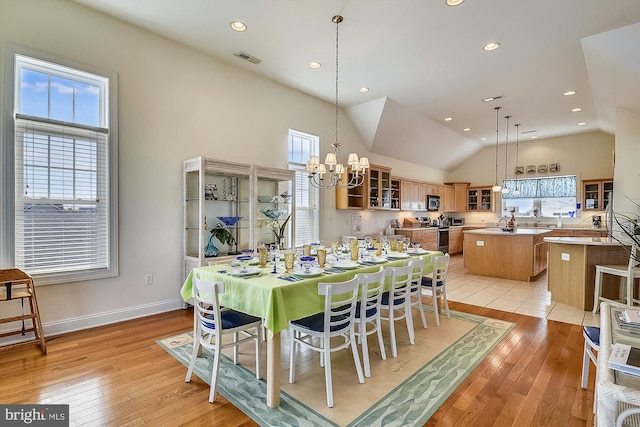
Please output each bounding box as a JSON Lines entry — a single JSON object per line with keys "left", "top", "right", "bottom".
{"left": 354, "top": 267, "right": 387, "bottom": 377}
{"left": 593, "top": 244, "right": 640, "bottom": 314}
{"left": 185, "top": 276, "right": 262, "bottom": 403}
{"left": 288, "top": 276, "right": 364, "bottom": 407}
{"left": 0, "top": 269, "right": 46, "bottom": 354}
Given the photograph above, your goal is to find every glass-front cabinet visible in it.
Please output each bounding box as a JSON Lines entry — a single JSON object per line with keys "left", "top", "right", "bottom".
{"left": 467, "top": 186, "right": 493, "bottom": 211}
{"left": 183, "top": 157, "right": 295, "bottom": 281}
{"left": 583, "top": 178, "right": 613, "bottom": 210}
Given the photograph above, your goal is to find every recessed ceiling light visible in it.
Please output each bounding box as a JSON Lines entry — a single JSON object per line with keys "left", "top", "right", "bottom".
{"left": 444, "top": 117, "right": 453, "bottom": 121}
{"left": 483, "top": 42, "right": 500, "bottom": 51}
{"left": 463, "top": 128, "right": 471, "bottom": 132}
{"left": 483, "top": 95, "right": 503, "bottom": 102}
{"left": 563, "top": 90, "right": 577, "bottom": 96}
{"left": 308, "top": 62, "right": 321, "bottom": 69}
{"left": 358, "top": 87, "right": 369, "bottom": 93}
{"left": 530, "top": 135, "right": 538, "bottom": 139}
{"left": 230, "top": 21, "right": 247, "bottom": 32}
{"left": 446, "top": 0, "right": 465, "bottom": 6}
{"left": 577, "top": 122, "right": 587, "bottom": 126}
{"left": 571, "top": 107, "right": 583, "bottom": 112}
{"left": 480, "top": 137, "right": 487, "bottom": 141}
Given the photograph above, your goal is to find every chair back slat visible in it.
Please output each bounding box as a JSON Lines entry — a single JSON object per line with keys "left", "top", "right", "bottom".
{"left": 385, "top": 264, "right": 413, "bottom": 305}
{"left": 318, "top": 276, "right": 360, "bottom": 334}
{"left": 356, "top": 267, "right": 385, "bottom": 319}
{"left": 405, "top": 258, "right": 426, "bottom": 293}
{"left": 431, "top": 253, "right": 451, "bottom": 285}
{"left": 193, "top": 275, "right": 225, "bottom": 334}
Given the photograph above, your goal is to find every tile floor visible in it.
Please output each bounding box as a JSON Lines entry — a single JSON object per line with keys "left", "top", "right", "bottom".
{"left": 444, "top": 253, "right": 600, "bottom": 327}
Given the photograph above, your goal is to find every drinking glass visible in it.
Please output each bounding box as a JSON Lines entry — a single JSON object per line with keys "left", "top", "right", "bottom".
{"left": 376, "top": 243, "right": 382, "bottom": 256}
{"left": 390, "top": 239, "right": 397, "bottom": 252}
{"left": 331, "top": 241, "right": 339, "bottom": 256}
{"left": 269, "top": 244, "right": 280, "bottom": 274}
{"left": 258, "top": 248, "right": 269, "bottom": 267}
{"left": 350, "top": 245, "right": 359, "bottom": 261}
{"left": 303, "top": 244, "right": 311, "bottom": 257}
{"left": 397, "top": 239, "right": 404, "bottom": 253}
{"left": 317, "top": 249, "right": 327, "bottom": 268}
{"left": 284, "top": 251, "right": 295, "bottom": 272}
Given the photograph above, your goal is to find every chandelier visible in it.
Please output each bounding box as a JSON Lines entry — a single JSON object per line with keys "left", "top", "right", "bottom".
{"left": 305, "top": 15, "right": 370, "bottom": 189}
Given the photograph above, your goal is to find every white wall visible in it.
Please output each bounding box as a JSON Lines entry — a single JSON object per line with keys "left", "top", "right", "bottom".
{"left": 0, "top": 0, "right": 447, "bottom": 335}
{"left": 613, "top": 108, "right": 640, "bottom": 232}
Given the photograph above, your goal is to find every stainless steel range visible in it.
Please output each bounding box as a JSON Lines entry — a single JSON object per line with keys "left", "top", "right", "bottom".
{"left": 437, "top": 227, "right": 449, "bottom": 253}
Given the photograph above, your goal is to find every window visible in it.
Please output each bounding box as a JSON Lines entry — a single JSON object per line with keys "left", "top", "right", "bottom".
{"left": 288, "top": 129, "right": 319, "bottom": 246}
{"left": 1, "top": 47, "right": 118, "bottom": 284}
{"left": 501, "top": 175, "right": 577, "bottom": 218}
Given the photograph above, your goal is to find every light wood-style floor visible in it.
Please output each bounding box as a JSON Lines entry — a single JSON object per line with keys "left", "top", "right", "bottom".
{"left": 0, "top": 298, "right": 595, "bottom": 426}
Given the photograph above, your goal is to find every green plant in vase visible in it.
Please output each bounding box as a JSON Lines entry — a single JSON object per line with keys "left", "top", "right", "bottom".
{"left": 258, "top": 213, "right": 291, "bottom": 248}
{"left": 206, "top": 224, "right": 236, "bottom": 257}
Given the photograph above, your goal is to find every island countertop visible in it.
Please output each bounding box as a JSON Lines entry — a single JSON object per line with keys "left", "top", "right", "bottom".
{"left": 463, "top": 227, "right": 553, "bottom": 236}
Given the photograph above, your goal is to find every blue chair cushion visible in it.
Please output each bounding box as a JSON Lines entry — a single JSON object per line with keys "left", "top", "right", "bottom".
{"left": 202, "top": 310, "right": 261, "bottom": 330}
{"left": 381, "top": 291, "right": 405, "bottom": 306}
{"left": 291, "top": 312, "right": 349, "bottom": 332}
{"left": 583, "top": 326, "right": 600, "bottom": 346}
{"left": 421, "top": 277, "right": 444, "bottom": 288}
{"left": 355, "top": 301, "right": 377, "bottom": 319}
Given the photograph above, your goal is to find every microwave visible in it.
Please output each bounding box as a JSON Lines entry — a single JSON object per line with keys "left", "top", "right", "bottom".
{"left": 451, "top": 217, "right": 465, "bottom": 225}
{"left": 426, "top": 194, "right": 440, "bottom": 211}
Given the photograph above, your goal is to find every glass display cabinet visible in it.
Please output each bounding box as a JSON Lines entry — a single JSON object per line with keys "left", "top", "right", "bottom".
{"left": 255, "top": 166, "right": 295, "bottom": 249}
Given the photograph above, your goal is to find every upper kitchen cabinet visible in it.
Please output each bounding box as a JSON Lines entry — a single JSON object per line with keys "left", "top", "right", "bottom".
{"left": 367, "top": 164, "right": 394, "bottom": 210}
{"left": 444, "top": 182, "right": 470, "bottom": 212}
{"left": 335, "top": 171, "right": 367, "bottom": 209}
{"left": 401, "top": 180, "right": 424, "bottom": 211}
{"left": 467, "top": 186, "right": 493, "bottom": 212}
{"left": 583, "top": 179, "right": 613, "bottom": 210}
{"left": 337, "top": 164, "right": 399, "bottom": 210}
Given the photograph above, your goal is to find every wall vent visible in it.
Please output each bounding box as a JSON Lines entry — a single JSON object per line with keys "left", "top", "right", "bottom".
{"left": 233, "top": 51, "right": 262, "bottom": 65}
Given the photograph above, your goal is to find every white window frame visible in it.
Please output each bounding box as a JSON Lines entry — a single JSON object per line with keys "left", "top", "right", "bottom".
{"left": 288, "top": 129, "right": 320, "bottom": 246}
{"left": 1, "top": 44, "right": 118, "bottom": 284}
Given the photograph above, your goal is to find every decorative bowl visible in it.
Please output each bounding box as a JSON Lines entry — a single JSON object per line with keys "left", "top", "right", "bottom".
{"left": 217, "top": 216, "right": 242, "bottom": 227}
{"left": 260, "top": 208, "right": 288, "bottom": 220}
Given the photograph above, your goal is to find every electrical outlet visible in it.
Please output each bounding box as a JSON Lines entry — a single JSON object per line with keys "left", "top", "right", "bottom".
{"left": 145, "top": 274, "right": 153, "bottom": 285}
{"left": 561, "top": 253, "right": 570, "bottom": 261}
{"left": 477, "top": 241, "right": 484, "bottom": 246}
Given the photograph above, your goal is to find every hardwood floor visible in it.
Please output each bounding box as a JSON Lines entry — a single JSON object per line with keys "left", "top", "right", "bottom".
{"left": 0, "top": 304, "right": 595, "bottom": 426}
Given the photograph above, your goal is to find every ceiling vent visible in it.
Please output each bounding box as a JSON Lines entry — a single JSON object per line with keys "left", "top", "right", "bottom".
{"left": 521, "top": 129, "right": 537, "bottom": 134}
{"left": 233, "top": 51, "right": 262, "bottom": 65}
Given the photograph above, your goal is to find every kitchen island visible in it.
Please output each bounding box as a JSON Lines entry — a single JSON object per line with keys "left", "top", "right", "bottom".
{"left": 463, "top": 228, "right": 553, "bottom": 281}
{"left": 544, "top": 236, "right": 630, "bottom": 310}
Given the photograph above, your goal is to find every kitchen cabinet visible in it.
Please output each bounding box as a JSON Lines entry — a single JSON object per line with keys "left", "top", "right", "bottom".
{"left": 467, "top": 186, "right": 493, "bottom": 211}
{"left": 583, "top": 179, "right": 613, "bottom": 211}
{"left": 445, "top": 182, "right": 470, "bottom": 212}
{"left": 183, "top": 156, "right": 295, "bottom": 281}
{"left": 441, "top": 185, "right": 455, "bottom": 212}
{"left": 367, "top": 164, "right": 398, "bottom": 210}
{"left": 400, "top": 180, "right": 425, "bottom": 211}
{"left": 335, "top": 171, "right": 367, "bottom": 209}
{"left": 449, "top": 227, "right": 463, "bottom": 254}
{"left": 547, "top": 229, "right": 608, "bottom": 238}
{"left": 394, "top": 228, "right": 437, "bottom": 250}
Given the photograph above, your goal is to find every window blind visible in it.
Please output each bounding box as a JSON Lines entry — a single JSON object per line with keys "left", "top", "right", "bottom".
{"left": 502, "top": 175, "right": 576, "bottom": 199}
{"left": 292, "top": 166, "right": 319, "bottom": 246}
{"left": 14, "top": 115, "right": 110, "bottom": 275}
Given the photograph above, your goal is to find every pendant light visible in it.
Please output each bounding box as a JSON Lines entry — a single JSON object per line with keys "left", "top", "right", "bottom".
{"left": 512, "top": 123, "right": 521, "bottom": 196}
{"left": 491, "top": 106, "right": 502, "bottom": 192}
{"left": 501, "top": 115, "right": 511, "bottom": 195}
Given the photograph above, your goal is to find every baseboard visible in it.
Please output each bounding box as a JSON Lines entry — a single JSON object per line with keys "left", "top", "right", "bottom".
{"left": 0, "top": 298, "right": 184, "bottom": 346}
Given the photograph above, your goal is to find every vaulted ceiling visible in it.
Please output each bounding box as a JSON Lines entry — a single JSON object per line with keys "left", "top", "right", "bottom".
{"left": 74, "top": 0, "right": 640, "bottom": 171}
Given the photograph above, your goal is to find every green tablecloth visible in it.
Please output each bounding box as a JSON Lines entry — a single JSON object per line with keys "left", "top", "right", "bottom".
{"left": 180, "top": 250, "right": 442, "bottom": 337}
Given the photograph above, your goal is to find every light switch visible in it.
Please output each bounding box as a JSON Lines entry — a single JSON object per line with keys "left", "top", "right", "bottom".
{"left": 477, "top": 241, "right": 484, "bottom": 246}
{"left": 561, "top": 253, "right": 570, "bottom": 261}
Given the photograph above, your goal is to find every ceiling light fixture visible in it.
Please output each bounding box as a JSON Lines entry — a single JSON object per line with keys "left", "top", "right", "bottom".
{"left": 578, "top": 122, "right": 587, "bottom": 126}
{"left": 446, "top": 0, "right": 465, "bottom": 6}
{"left": 501, "top": 115, "right": 512, "bottom": 195}
{"left": 512, "top": 123, "right": 521, "bottom": 196}
{"left": 305, "top": 15, "right": 369, "bottom": 190}
{"left": 571, "top": 107, "right": 583, "bottom": 112}
{"left": 492, "top": 106, "right": 502, "bottom": 193}
{"left": 463, "top": 128, "right": 471, "bottom": 132}
{"left": 309, "top": 61, "right": 321, "bottom": 69}
{"left": 444, "top": 117, "right": 453, "bottom": 121}
{"left": 563, "top": 90, "right": 577, "bottom": 96}
{"left": 483, "top": 42, "right": 500, "bottom": 51}
{"left": 358, "top": 87, "right": 369, "bottom": 93}
{"left": 230, "top": 21, "right": 247, "bottom": 32}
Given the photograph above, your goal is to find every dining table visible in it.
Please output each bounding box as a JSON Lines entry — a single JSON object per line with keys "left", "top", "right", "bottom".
{"left": 597, "top": 302, "right": 640, "bottom": 425}
{"left": 180, "top": 249, "right": 443, "bottom": 408}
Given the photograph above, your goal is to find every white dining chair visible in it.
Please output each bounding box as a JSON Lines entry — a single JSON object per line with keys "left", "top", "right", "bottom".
{"left": 354, "top": 267, "right": 387, "bottom": 377}
{"left": 593, "top": 244, "right": 640, "bottom": 314}
{"left": 185, "top": 276, "right": 262, "bottom": 403}
{"left": 404, "top": 257, "right": 428, "bottom": 329}
{"left": 581, "top": 325, "right": 600, "bottom": 413}
{"left": 288, "top": 276, "right": 365, "bottom": 408}
{"left": 380, "top": 264, "right": 415, "bottom": 358}
{"left": 421, "top": 253, "right": 451, "bottom": 327}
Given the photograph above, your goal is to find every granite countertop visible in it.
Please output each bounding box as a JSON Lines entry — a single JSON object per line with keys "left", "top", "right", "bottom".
{"left": 463, "top": 227, "right": 553, "bottom": 236}
{"left": 543, "top": 236, "right": 627, "bottom": 246}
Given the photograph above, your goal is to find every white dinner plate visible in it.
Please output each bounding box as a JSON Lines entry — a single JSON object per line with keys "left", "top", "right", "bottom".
{"left": 290, "top": 267, "right": 323, "bottom": 278}
{"left": 332, "top": 260, "right": 359, "bottom": 269}
{"left": 228, "top": 267, "right": 262, "bottom": 277}
{"left": 249, "top": 257, "right": 260, "bottom": 265}
{"left": 387, "top": 252, "right": 410, "bottom": 259}
{"left": 366, "top": 256, "right": 388, "bottom": 263}
{"left": 407, "top": 248, "right": 427, "bottom": 255}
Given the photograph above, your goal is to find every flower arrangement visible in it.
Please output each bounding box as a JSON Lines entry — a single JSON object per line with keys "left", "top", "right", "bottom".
{"left": 258, "top": 213, "right": 291, "bottom": 247}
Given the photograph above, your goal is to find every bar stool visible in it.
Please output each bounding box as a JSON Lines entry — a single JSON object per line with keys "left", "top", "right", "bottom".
{"left": 0, "top": 269, "right": 46, "bottom": 354}
{"left": 593, "top": 244, "right": 640, "bottom": 314}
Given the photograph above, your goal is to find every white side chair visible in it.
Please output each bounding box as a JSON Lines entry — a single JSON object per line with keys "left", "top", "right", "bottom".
{"left": 404, "top": 257, "right": 428, "bottom": 329}
{"left": 593, "top": 244, "right": 640, "bottom": 314}
{"left": 421, "top": 253, "right": 451, "bottom": 327}
{"left": 185, "top": 276, "right": 262, "bottom": 403}
{"left": 354, "top": 267, "right": 387, "bottom": 377}
{"left": 380, "top": 264, "right": 415, "bottom": 358}
{"left": 288, "top": 276, "right": 365, "bottom": 408}
{"left": 581, "top": 326, "right": 600, "bottom": 413}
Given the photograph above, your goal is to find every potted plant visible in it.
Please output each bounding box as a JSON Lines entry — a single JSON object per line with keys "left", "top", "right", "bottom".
{"left": 205, "top": 224, "right": 236, "bottom": 257}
